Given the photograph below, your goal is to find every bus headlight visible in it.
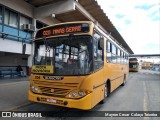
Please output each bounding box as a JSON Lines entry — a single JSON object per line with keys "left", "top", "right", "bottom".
{"left": 31, "top": 86, "right": 35, "bottom": 90}
{"left": 66, "top": 90, "right": 91, "bottom": 98}
{"left": 72, "top": 92, "right": 78, "bottom": 97}
{"left": 31, "top": 86, "right": 40, "bottom": 93}
{"left": 78, "top": 91, "right": 85, "bottom": 96}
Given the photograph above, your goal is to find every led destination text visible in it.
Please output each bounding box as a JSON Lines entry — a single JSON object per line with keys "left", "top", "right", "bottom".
{"left": 43, "top": 25, "right": 82, "bottom": 36}
{"left": 35, "top": 23, "right": 90, "bottom": 38}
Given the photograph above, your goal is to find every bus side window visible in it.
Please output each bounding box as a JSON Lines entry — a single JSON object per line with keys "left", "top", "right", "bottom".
{"left": 117, "top": 48, "right": 120, "bottom": 64}
{"left": 126, "top": 55, "right": 129, "bottom": 64}
{"left": 111, "top": 44, "right": 117, "bottom": 63}
{"left": 120, "top": 50, "right": 122, "bottom": 64}
{"left": 125, "top": 54, "right": 127, "bottom": 64}
{"left": 106, "top": 40, "right": 112, "bottom": 63}
{"left": 93, "top": 31, "right": 103, "bottom": 71}
{"left": 123, "top": 52, "right": 125, "bottom": 64}
{"left": 124, "top": 53, "right": 126, "bottom": 64}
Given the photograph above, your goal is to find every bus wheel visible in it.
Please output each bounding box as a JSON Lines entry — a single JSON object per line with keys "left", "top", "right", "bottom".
{"left": 121, "top": 75, "right": 126, "bottom": 86}
{"left": 100, "top": 84, "right": 108, "bottom": 104}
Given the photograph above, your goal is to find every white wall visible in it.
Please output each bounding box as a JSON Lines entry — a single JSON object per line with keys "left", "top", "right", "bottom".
{"left": 0, "top": 38, "right": 31, "bottom": 55}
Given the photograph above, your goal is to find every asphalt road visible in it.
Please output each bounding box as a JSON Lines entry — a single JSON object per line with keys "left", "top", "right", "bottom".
{"left": 0, "top": 70, "right": 160, "bottom": 120}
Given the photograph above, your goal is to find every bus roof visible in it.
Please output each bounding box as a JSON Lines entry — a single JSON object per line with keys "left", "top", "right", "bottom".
{"left": 129, "top": 58, "right": 138, "bottom": 61}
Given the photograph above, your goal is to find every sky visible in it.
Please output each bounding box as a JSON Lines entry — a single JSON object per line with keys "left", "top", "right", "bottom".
{"left": 97, "top": 0, "right": 160, "bottom": 57}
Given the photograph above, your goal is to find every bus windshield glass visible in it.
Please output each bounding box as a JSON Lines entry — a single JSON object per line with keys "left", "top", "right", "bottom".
{"left": 34, "top": 36, "right": 93, "bottom": 75}
{"left": 129, "top": 63, "right": 138, "bottom": 68}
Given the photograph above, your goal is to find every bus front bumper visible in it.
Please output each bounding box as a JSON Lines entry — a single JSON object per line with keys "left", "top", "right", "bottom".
{"left": 28, "top": 90, "right": 92, "bottom": 110}
{"left": 129, "top": 68, "right": 138, "bottom": 72}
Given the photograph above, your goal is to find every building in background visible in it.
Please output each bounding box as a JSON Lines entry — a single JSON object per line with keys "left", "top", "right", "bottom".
{"left": 152, "top": 62, "right": 160, "bottom": 71}
{"left": 141, "top": 61, "right": 153, "bottom": 70}
{"left": 0, "top": 0, "right": 133, "bottom": 76}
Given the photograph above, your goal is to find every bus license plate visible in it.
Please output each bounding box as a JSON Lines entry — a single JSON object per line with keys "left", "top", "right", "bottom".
{"left": 47, "top": 98, "right": 57, "bottom": 103}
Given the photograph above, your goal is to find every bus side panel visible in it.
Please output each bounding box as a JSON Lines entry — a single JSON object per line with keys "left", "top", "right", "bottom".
{"left": 84, "top": 68, "right": 105, "bottom": 108}
{"left": 104, "top": 63, "right": 121, "bottom": 92}
{"left": 112, "top": 64, "right": 123, "bottom": 92}
{"left": 124, "top": 64, "right": 129, "bottom": 80}
{"left": 104, "top": 63, "right": 128, "bottom": 93}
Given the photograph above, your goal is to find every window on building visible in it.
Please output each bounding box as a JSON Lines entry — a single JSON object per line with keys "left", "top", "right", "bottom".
{"left": 4, "top": 9, "right": 18, "bottom": 28}
{"left": 20, "top": 15, "right": 31, "bottom": 29}
{"left": 0, "top": 6, "right": 2, "bottom": 23}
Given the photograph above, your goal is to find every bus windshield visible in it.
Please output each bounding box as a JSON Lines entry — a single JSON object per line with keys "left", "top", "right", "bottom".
{"left": 34, "top": 36, "right": 93, "bottom": 75}
{"left": 129, "top": 63, "right": 138, "bottom": 68}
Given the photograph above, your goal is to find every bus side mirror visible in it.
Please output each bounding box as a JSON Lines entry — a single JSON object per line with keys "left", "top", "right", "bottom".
{"left": 98, "top": 38, "right": 104, "bottom": 50}
{"left": 22, "top": 44, "right": 26, "bottom": 55}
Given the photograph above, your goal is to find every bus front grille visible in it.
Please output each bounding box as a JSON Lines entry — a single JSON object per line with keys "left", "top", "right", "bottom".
{"left": 33, "top": 80, "right": 79, "bottom": 97}
{"left": 39, "top": 86, "right": 70, "bottom": 96}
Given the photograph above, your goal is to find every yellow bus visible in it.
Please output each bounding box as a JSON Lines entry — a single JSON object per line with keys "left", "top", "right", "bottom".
{"left": 28, "top": 21, "right": 129, "bottom": 110}
{"left": 129, "top": 58, "right": 139, "bottom": 72}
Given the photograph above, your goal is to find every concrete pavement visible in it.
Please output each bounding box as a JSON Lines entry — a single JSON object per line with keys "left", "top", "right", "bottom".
{"left": 0, "top": 77, "right": 30, "bottom": 111}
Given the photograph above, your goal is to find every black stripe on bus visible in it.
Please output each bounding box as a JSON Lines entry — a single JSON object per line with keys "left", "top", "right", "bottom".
{"left": 93, "top": 75, "right": 124, "bottom": 89}
{"left": 111, "top": 75, "right": 124, "bottom": 81}
{"left": 93, "top": 82, "right": 105, "bottom": 89}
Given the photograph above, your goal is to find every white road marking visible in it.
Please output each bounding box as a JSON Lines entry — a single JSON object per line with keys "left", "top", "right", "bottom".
{"left": 143, "top": 81, "right": 149, "bottom": 120}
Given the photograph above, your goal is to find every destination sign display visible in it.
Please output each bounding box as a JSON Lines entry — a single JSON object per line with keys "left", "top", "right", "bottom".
{"left": 32, "top": 65, "right": 54, "bottom": 74}
{"left": 36, "top": 23, "right": 90, "bottom": 38}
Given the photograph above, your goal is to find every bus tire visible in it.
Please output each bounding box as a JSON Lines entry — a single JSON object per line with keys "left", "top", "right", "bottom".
{"left": 100, "top": 84, "right": 109, "bottom": 104}
{"left": 121, "top": 74, "right": 126, "bottom": 86}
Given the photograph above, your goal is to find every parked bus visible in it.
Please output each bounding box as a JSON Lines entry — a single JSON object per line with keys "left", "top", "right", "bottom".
{"left": 28, "top": 21, "right": 129, "bottom": 110}
{"left": 129, "top": 58, "right": 139, "bottom": 72}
